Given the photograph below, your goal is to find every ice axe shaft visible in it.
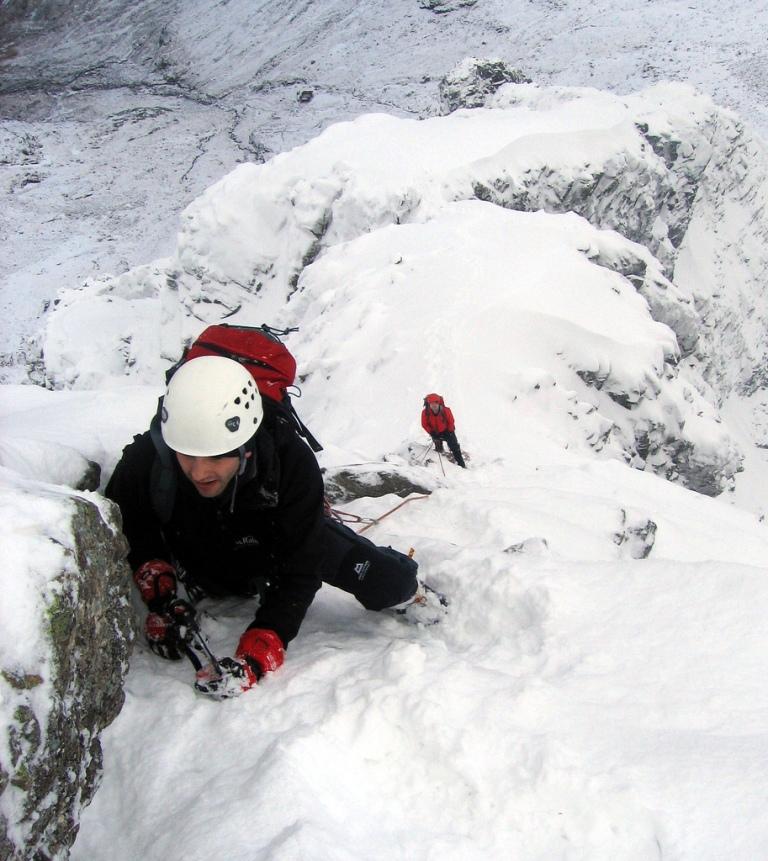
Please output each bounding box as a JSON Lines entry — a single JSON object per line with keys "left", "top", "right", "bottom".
{"left": 417, "top": 441, "right": 433, "bottom": 463}
{"left": 189, "top": 626, "right": 222, "bottom": 675}
{"left": 168, "top": 598, "right": 223, "bottom": 676}
{"left": 436, "top": 449, "right": 445, "bottom": 476}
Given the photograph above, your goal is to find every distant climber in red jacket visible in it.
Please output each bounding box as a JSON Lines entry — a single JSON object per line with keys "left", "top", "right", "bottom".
{"left": 421, "top": 393, "right": 466, "bottom": 468}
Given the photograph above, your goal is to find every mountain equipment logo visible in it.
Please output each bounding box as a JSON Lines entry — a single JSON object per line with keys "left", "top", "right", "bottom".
{"left": 236, "top": 536, "right": 260, "bottom": 547}
{"left": 353, "top": 561, "right": 370, "bottom": 580}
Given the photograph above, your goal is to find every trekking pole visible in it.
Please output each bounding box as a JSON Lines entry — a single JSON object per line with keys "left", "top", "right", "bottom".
{"left": 436, "top": 449, "right": 445, "bottom": 477}
{"left": 167, "top": 598, "right": 223, "bottom": 676}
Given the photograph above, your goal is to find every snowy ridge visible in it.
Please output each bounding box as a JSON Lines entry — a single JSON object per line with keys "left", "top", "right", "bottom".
{"left": 39, "top": 83, "right": 757, "bottom": 494}
{"left": 285, "top": 200, "right": 739, "bottom": 494}
{"left": 36, "top": 82, "right": 768, "bottom": 410}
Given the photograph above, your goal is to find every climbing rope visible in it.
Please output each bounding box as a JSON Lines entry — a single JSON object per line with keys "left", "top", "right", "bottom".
{"left": 325, "top": 494, "right": 430, "bottom": 534}
{"left": 325, "top": 500, "right": 376, "bottom": 527}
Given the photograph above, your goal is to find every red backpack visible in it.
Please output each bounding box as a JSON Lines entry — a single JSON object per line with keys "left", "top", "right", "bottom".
{"left": 176, "top": 323, "right": 322, "bottom": 452}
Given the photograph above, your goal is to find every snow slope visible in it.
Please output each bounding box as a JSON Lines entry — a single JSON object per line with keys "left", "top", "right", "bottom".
{"left": 2, "top": 4, "right": 768, "bottom": 858}
{"left": 60, "top": 405, "right": 768, "bottom": 860}
{"left": 4, "top": 366, "right": 767, "bottom": 859}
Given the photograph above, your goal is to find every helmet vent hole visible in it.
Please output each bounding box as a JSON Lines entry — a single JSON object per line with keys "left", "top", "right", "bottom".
{"left": 245, "top": 402, "right": 250, "bottom": 409}
{"left": 234, "top": 397, "right": 241, "bottom": 405}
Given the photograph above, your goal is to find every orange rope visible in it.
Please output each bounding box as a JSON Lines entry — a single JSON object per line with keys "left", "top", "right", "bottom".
{"left": 325, "top": 494, "right": 431, "bottom": 533}
{"left": 328, "top": 507, "right": 376, "bottom": 526}
{"left": 356, "top": 494, "right": 430, "bottom": 534}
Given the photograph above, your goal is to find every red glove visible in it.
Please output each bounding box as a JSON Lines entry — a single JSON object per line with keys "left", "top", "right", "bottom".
{"left": 236, "top": 628, "right": 285, "bottom": 677}
{"left": 144, "top": 611, "right": 183, "bottom": 660}
{"left": 193, "top": 629, "right": 284, "bottom": 700}
{"left": 133, "top": 559, "right": 177, "bottom": 611}
{"left": 134, "top": 560, "right": 182, "bottom": 660}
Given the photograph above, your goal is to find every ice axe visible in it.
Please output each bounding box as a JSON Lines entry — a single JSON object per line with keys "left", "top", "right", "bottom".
{"left": 417, "top": 441, "right": 433, "bottom": 463}
{"left": 418, "top": 441, "right": 445, "bottom": 474}
{"left": 166, "top": 598, "right": 223, "bottom": 676}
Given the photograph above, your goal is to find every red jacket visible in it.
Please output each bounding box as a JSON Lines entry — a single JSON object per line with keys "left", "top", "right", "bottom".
{"left": 422, "top": 404, "right": 456, "bottom": 435}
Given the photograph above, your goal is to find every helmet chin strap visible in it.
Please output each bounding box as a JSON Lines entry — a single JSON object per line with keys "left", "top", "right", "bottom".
{"left": 229, "top": 444, "right": 250, "bottom": 514}
{"left": 237, "top": 444, "right": 248, "bottom": 476}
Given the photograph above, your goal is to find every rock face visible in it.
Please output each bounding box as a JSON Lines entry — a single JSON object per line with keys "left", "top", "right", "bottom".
{"left": 0, "top": 483, "right": 134, "bottom": 861}
{"left": 467, "top": 111, "right": 697, "bottom": 278}
{"left": 439, "top": 57, "right": 532, "bottom": 114}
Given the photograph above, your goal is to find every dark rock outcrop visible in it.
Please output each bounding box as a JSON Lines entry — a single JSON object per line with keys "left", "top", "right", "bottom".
{"left": 324, "top": 464, "right": 436, "bottom": 503}
{"left": 420, "top": 0, "right": 478, "bottom": 12}
{"left": 439, "top": 57, "right": 531, "bottom": 114}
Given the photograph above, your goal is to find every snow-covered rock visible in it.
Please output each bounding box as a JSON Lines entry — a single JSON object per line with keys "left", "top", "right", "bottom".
{"left": 438, "top": 56, "right": 531, "bottom": 114}
{"left": 0, "top": 475, "right": 133, "bottom": 861}
{"left": 482, "top": 83, "right": 768, "bottom": 401}
{"left": 324, "top": 464, "right": 438, "bottom": 503}
{"left": 419, "top": 0, "right": 478, "bottom": 12}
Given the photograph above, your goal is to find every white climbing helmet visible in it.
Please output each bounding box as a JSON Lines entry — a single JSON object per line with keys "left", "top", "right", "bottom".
{"left": 160, "top": 356, "right": 263, "bottom": 456}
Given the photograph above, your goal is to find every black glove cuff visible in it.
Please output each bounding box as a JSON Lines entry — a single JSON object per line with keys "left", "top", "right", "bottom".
{"left": 147, "top": 594, "right": 174, "bottom": 614}
{"left": 241, "top": 654, "right": 265, "bottom": 682}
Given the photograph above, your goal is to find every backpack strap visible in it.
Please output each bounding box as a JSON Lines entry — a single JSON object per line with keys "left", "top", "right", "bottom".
{"left": 259, "top": 392, "right": 323, "bottom": 454}
{"left": 288, "top": 401, "right": 323, "bottom": 452}
{"left": 149, "top": 408, "right": 177, "bottom": 525}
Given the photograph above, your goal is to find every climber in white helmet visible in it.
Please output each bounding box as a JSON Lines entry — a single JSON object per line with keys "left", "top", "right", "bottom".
{"left": 160, "top": 356, "right": 262, "bottom": 498}
{"left": 106, "top": 354, "right": 446, "bottom": 701}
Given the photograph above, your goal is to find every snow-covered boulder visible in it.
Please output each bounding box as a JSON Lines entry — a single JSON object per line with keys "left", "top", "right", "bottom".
{"left": 0, "top": 438, "right": 101, "bottom": 491}
{"left": 324, "top": 463, "right": 438, "bottom": 503}
{"left": 0, "top": 475, "right": 133, "bottom": 861}
{"left": 438, "top": 57, "right": 531, "bottom": 114}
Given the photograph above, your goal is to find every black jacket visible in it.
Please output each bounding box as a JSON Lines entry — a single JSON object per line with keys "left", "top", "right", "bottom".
{"left": 105, "top": 405, "right": 325, "bottom": 646}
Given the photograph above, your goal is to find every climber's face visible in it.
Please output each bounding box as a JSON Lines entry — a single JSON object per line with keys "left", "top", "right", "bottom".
{"left": 175, "top": 451, "right": 247, "bottom": 498}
